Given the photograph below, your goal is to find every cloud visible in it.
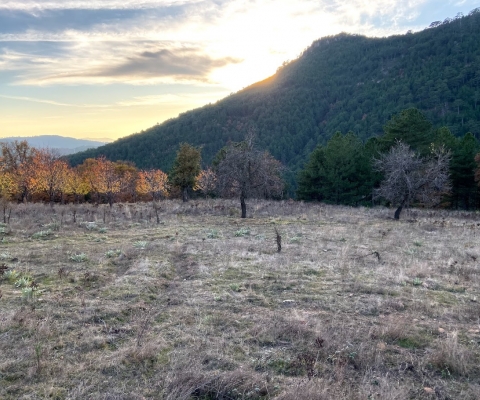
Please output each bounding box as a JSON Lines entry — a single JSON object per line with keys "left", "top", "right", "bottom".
{"left": 10, "top": 44, "right": 241, "bottom": 85}
{"left": 0, "top": 94, "right": 110, "bottom": 107}
{"left": 0, "top": 0, "right": 476, "bottom": 89}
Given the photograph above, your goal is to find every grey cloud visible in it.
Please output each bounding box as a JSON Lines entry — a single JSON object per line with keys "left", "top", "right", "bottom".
{"left": 40, "top": 47, "right": 242, "bottom": 82}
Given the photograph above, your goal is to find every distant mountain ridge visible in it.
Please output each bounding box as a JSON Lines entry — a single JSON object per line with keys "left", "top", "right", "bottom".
{"left": 68, "top": 9, "right": 480, "bottom": 177}
{"left": 0, "top": 135, "right": 109, "bottom": 155}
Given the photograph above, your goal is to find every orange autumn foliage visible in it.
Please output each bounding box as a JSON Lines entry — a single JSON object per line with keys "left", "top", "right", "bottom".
{"left": 137, "top": 169, "right": 169, "bottom": 200}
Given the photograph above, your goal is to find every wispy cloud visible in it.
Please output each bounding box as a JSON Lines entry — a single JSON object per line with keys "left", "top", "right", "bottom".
{"left": 0, "top": 94, "right": 110, "bottom": 107}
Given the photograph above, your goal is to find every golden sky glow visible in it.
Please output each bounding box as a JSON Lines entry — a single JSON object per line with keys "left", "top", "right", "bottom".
{"left": 0, "top": 0, "right": 478, "bottom": 141}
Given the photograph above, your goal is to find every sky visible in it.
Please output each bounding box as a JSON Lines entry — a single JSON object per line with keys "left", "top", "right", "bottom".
{"left": 0, "top": 0, "right": 478, "bottom": 142}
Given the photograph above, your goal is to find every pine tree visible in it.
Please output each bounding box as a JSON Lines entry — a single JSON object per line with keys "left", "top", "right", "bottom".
{"left": 169, "top": 143, "right": 202, "bottom": 202}
{"left": 450, "top": 133, "right": 479, "bottom": 209}
{"left": 380, "top": 108, "right": 435, "bottom": 155}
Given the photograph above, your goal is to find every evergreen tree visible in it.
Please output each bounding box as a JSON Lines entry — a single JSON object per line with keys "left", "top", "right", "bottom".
{"left": 380, "top": 108, "right": 435, "bottom": 155}
{"left": 169, "top": 143, "right": 202, "bottom": 202}
{"left": 297, "top": 132, "right": 372, "bottom": 204}
{"left": 297, "top": 145, "right": 327, "bottom": 201}
{"left": 450, "top": 133, "right": 479, "bottom": 209}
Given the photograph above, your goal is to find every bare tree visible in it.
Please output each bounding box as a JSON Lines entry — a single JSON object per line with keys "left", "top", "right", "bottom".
{"left": 215, "top": 135, "right": 284, "bottom": 218}
{"left": 374, "top": 142, "right": 450, "bottom": 220}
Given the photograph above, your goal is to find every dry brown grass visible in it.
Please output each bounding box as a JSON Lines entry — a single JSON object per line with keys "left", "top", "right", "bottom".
{"left": 0, "top": 200, "right": 479, "bottom": 399}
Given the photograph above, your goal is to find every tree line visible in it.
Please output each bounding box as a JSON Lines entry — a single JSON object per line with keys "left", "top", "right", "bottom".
{"left": 3, "top": 107, "right": 480, "bottom": 219}
{"left": 297, "top": 108, "right": 480, "bottom": 215}
{"left": 0, "top": 138, "right": 283, "bottom": 219}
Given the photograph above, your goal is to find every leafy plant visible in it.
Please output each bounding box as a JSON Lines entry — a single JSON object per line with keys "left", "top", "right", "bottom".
{"left": 82, "top": 222, "right": 97, "bottom": 231}
{"left": 234, "top": 228, "right": 250, "bottom": 237}
{"left": 289, "top": 236, "right": 302, "bottom": 243}
{"left": 229, "top": 283, "right": 241, "bottom": 292}
{"left": 133, "top": 241, "right": 148, "bottom": 249}
{"left": 14, "top": 276, "right": 33, "bottom": 288}
{"left": 69, "top": 253, "right": 88, "bottom": 262}
{"left": 21, "top": 286, "right": 42, "bottom": 301}
{"left": 43, "top": 221, "right": 60, "bottom": 231}
{"left": 105, "top": 249, "right": 122, "bottom": 258}
{"left": 413, "top": 277, "right": 423, "bottom": 286}
{"left": 206, "top": 229, "right": 220, "bottom": 239}
{"left": 32, "top": 229, "right": 54, "bottom": 239}
{"left": 4, "top": 269, "right": 20, "bottom": 283}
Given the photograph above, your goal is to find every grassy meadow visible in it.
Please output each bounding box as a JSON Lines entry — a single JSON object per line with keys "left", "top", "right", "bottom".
{"left": 0, "top": 199, "right": 479, "bottom": 399}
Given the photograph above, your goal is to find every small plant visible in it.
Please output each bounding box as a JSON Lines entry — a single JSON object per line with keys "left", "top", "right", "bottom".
{"left": 21, "top": 286, "right": 40, "bottom": 301}
{"left": 83, "top": 222, "right": 97, "bottom": 231}
{"left": 69, "top": 253, "right": 88, "bottom": 262}
{"left": 229, "top": 283, "right": 241, "bottom": 292}
{"left": 413, "top": 277, "right": 423, "bottom": 286}
{"left": 32, "top": 229, "right": 54, "bottom": 240}
{"left": 105, "top": 249, "right": 122, "bottom": 258}
{"left": 98, "top": 227, "right": 108, "bottom": 234}
{"left": 5, "top": 269, "right": 20, "bottom": 283}
{"left": 206, "top": 229, "right": 220, "bottom": 239}
{"left": 234, "top": 228, "right": 250, "bottom": 237}
{"left": 413, "top": 241, "right": 422, "bottom": 247}
{"left": 289, "top": 236, "right": 302, "bottom": 243}
{"left": 133, "top": 241, "right": 148, "bottom": 249}
{"left": 43, "top": 221, "right": 60, "bottom": 231}
{"left": 14, "top": 276, "right": 33, "bottom": 288}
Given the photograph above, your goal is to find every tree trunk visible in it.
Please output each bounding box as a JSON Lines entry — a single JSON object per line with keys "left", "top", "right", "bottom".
{"left": 240, "top": 193, "right": 247, "bottom": 218}
{"left": 394, "top": 205, "right": 403, "bottom": 220}
{"left": 394, "top": 197, "right": 408, "bottom": 220}
{"left": 182, "top": 187, "right": 189, "bottom": 202}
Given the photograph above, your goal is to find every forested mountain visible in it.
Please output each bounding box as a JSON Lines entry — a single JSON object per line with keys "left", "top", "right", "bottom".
{"left": 68, "top": 9, "right": 480, "bottom": 179}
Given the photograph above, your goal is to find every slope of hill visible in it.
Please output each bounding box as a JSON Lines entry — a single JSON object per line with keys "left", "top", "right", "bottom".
{"left": 68, "top": 9, "right": 480, "bottom": 175}
{"left": 0, "top": 135, "right": 108, "bottom": 155}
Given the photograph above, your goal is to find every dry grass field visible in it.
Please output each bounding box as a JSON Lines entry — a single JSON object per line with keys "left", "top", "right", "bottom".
{"left": 0, "top": 199, "right": 479, "bottom": 399}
